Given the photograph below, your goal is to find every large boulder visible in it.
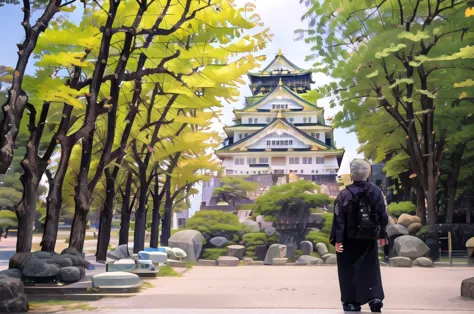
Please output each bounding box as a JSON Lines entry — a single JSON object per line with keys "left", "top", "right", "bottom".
{"left": 323, "top": 253, "right": 337, "bottom": 265}
{"left": 171, "top": 248, "right": 187, "bottom": 260}
{"left": 210, "top": 236, "right": 228, "bottom": 248}
{"left": 217, "top": 256, "right": 240, "bottom": 267}
{"left": 56, "top": 254, "right": 80, "bottom": 267}
{"left": 413, "top": 257, "right": 434, "bottom": 267}
{"left": 92, "top": 272, "right": 142, "bottom": 289}
{"left": 461, "top": 278, "right": 474, "bottom": 299}
{"left": 57, "top": 267, "right": 81, "bottom": 283}
{"left": 9, "top": 252, "right": 36, "bottom": 271}
{"left": 264, "top": 226, "right": 276, "bottom": 236}
{"left": 272, "top": 258, "right": 288, "bottom": 266}
{"left": 0, "top": 277, "right": 28, "bottom": 313}
{"left": 466, "top": 237, "right": 474, "bottom": 263}
{"left": 227, "top": 245, "right": 246, "bottom": 260}
{"left": 264, "top": 244, "right": 287, "bottom": 265}
{"left": 32, "top": 251, "right": 56, "bottom": 259}
{"left": 242, "top": 219, "right": 260, "bottom": 232}
{"left": 0, "top": 269, "right": 22, "bottom": 279}
{"left": 408, "top": 223, "right": 422, "bottom": 235}
{"left": 61, "top": 247, "right": 85, "bottom": 259}
{"left": 390, "top": 257, "right": 413, "bottom": 267}
{"left": 315, "top": 242, "right": 329, "bottom": 256}
{"left": 107, "top": 244, "right": 130, "bottom": 262}
{"left": 296, "top": 255, "right": 323, "bottom": 265}
{"left": 387, "top": 224, "right": 409, "bottom": 238}
{"left": 22, "top": 259, "right": 60, "bottom": 278}
{"left": 398, "top": 214, "right": 415, "bottom": 228}
{"left": 55, "top": 257, "right": 74, "bottom": 268}
{"left": 168, "top": 230, "right": 205, "bottom": 262}
{"left": 395, "top": 235, "right": 430, "bottom": 260}
{"left": 254, "top": 245, "right": 267, "bottom": 261}
{"left": 300, "top": 241, "right": 313, "bottom": 255}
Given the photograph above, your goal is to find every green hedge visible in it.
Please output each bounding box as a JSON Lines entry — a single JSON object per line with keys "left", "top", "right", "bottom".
{"left": 305, "top": 231, "right": 335, "bottom": 254}
{"left": 201, "top": 248, "right": 228, "bottom": 260}
{"left": 186, "top": 210, "right": 243, "bottom": 239}
{"left": 0, "top": 210, "right": 17, "bottom": 227}
{"left": 388, "top": 201, "right": 416, "bottom": 217}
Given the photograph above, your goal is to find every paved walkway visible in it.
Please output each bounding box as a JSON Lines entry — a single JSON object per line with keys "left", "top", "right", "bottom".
{"left": 87, "top": 266, "right": 473, "bottom": 312}
{"left": 75, "top": 310, "right": 474, "bottom": 314}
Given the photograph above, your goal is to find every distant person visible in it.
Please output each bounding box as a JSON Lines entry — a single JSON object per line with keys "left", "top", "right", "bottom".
{"left": 330, "top": 158, "right": 389, "bottom": 312}
{"left": 0, "top": 226, "right": 3, "bottom": 241}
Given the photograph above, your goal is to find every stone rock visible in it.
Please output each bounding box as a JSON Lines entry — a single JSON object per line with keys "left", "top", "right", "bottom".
{"left": 9, "top": 252, "right": 36, "bottom": 271}
{"left": 168, "top": 230, "right": 205, "bottom": 262}
{"left": 413, "top": 257, "right": 434, "bottom": 267}
{"left": 467, "top": 237, "right": 474, "bottom": 263}
{"left": 0, "top": 277, "right": 28, "bottom": 313}
{"left": 22, "top": 259, "right": 60, "bottom": 278}
{"left": 408, "top": 223, "right": 422, "bottom": 235}
{"left": 56, "top": 254, "right": 80, "bottom": 267}
{"left": 296, "top": 255, "right": 323, "bottom": 265}
{"left": 411, "top": 215, "right": 421, "bottom": 224}
{"left": 167, "top": 260, "right": 187, "bottom": 268}
{"left": 136, "top": 260, "right": 154, "bottom": 271}
{"left": 217, "top": 256, "right": 240, "bottom": 266}
{"left": 115, "top": 258, "right": 136, "bottom": 265}
{"left": 398, "top": 214, "right": 415, "bottom": 228}
{"left": 390, "top": 257, "right": 413, "bottom": 267}
{"left": 252, "top": 261, "right": 264, "bottom": 266}
{"left": 379, "top": 261, "right": 389, "bottom": 267}
{"left": 286, "top": 244, "right": 297, "bottom": 259}
{"left": 388, "top": 216, "right": 396, "bottom": 225}
{"left": 227, "top": 245, "right": 246, "bottom": 259}
{"left": 210, "top": 236, "right": 228, "bottom": 247}
{"left": 264, "top": 244, "right": 287, "bottom": 265}
{"left": 197, "top": 259, "right": 217, "bottom": 266}
{"left": 107, "top": 244, "right": 130, "bottom": 261}
{"left": 264, "top": 226, "right": 276, "bottom": 236}
{"left": 83, "top": 260, "right": 95, "bottom": 271}
{"left": 243, "top": 257, "right": 253, "bottom": 265}
{"left": 171, "top": 248, "right": 187, "bottom": 260}
{"left": 61, "top": 247, "right": 85, "bottom": 259}
{"left": 395, "top": 235, "right": 430, "bottom": 260}
{"left": 78, "top": 267, "right": 86, "bottom": 279}
{"left": 315, "top": 242, "right": 329, "bottom": 256}
{"left": 461, "top": 277, "right": 474, "bottom": 299}
{"left": 254, "top": 245, "right": 267, "bottom": 261}
{"left": 466, "top": 237, "right": 474, "bottom": 248}
{"left": 145, "top": 252, "right": 167, "bottom": 264}
{"left": 0, "top": 269, "right": 22, "bottom": 279}
{"left": 242, "top": 219, "right": 260, "bottom": 232}
{"left": 300, "top": 241, "right": 313, "bottom": 255}
{"left": 160, "top": 247, "right": 177, "bottom": 259}
{"left": 272, "top": 258, "right": 288, "bottom": 266}
{"left": 323, "top": 254, "right": 337, "bottom": 265}
{"left": 55, "top": 257, "right": 73, "bottom": 268}
{"left": 33, "top": 251, "right": 56, "bottom": 259}
{"left": 387, "top": 224, "right": 409, "bottom": 238}
{"left": 57, "top": 267, "right": 81, "bottom": 282}
{"left": 92, "top": 272, "right": 142, "bottom": 289}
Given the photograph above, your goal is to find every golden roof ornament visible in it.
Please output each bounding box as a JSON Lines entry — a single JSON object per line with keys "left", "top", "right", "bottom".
{"left": 277, "top": 109, "right": 283, "bottom": 119}
{"left": 277, "top": 48, "right": 283, "bottom": 56}
{"left": 278, "top": 78, "right": 283, "bottom": 86}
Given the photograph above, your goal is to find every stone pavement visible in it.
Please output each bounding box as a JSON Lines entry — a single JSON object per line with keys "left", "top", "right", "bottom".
{"left": 62, "top": 310, "right": 474, "bottom": 314}
{"left": 87, "top": 266, "right": 473, "bottom": 312}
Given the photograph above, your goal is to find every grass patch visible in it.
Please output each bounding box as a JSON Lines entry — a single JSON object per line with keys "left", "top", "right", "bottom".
{"left": 29, "top": 300, "right": 97, "bottom": 312}
{"left": 141, "top": 281, "right": 156, "bottom": 290}
{"left": 184, "top": 262, "right": 195, "bottom": 269}
{"left": 157, "top": 265, "right": 181, "bottom": 277}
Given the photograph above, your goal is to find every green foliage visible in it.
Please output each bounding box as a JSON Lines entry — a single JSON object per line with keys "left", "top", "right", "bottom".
{"left": 185, "top": 210, "right": 243, "bottom": 239}
{"left": 305, "top": 231, "right": 335, "bottom": 254}
{"left": 213, "top": 176, "right": 258, "bottom": 205}
{"left": 242, "top": 233, "right": 267, "bottom": 246}
{"left": 200, "top": 248, "right": 228, "bottom": 260}
{"left": 0, "top": 209, "right": 17, "bottom": 227}
{"left": 321, "top": 213, "right": 333, "bottom": 235}
{"left": 254, "top": 180, "right": 330, "bottom": 219}
{"left": 388, "top": 202, "right": 416, "bottom": 217}
{"left": 157, "top": 265, "right": 181, "bottom": 277}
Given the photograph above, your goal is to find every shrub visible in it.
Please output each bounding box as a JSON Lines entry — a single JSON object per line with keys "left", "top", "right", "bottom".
{"left": 321, "top": 213, "right": 333, "bottom": 234}
{"left": 130, "top": 222, "right": 135, "bottom": 231}
{"left": 186, "top": 210, "right": 243, "bottom": 239}
{"left": 305, "top": 231, "right": 335, "bottom": 254}
{"left": 201, "top": 248, "right": 228, "bottom": 260}
{"left": 388, "top": 201, "right": 416, "bottom": 217}
{"left": 242, "top": 233, "right": 267, "bottom": 246}
{"left": 0, "top": 210, "right": 17, "bottom": 227}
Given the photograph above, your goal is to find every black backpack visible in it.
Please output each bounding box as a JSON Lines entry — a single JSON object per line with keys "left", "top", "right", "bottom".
{"left": 346, "top": 185, "right": 380, "bottom": 240}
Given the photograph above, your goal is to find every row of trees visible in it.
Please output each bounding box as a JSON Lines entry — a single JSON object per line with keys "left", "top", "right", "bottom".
{"left": 298, "top": 0, "right": 474, "bottom": 224}
{"left": 0, "top": 0, "right": 271, "bottom": 260}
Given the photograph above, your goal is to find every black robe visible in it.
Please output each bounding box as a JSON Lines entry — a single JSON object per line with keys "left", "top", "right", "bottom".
{"left": 330, "top": 182, "right": 388, "bottom": 305}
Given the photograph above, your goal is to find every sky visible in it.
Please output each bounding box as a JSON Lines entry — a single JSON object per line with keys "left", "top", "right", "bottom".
{"left": 0, "top": 1, "right": 362, "bottom": 217}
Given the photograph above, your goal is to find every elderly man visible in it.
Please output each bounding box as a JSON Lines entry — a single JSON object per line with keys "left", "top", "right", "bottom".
{"left": 330, "top": 158, "right": 389, "bottom": 312}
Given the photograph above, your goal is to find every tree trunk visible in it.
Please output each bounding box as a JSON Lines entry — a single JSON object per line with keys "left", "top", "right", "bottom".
{"left": 133, "top": 167, "right": 148, "bottom": 253}
{"left": 96, "top": 169, "right": 115, "bottom": 261}
{"left": 160, "top": 181, "right": 172, "bottom": 247}
{"left": 41, "top": 139, "right": 73, "bottom": 252}
{"left": 445, "top": 144, "right": 465, "bottom": 224}
{"left": 150, "top": 175, "right": 165, "bottom": 248}
{"left": 414, "top": 178, "right": 426, "bottom": 225}
{"left": 0, "top": 1, "right": 60, "bottom": 174}
{"left": 119, "top": 171, "right": 134, "bottom": 246}
{"left": 16, "top": 174, "right": 39, "bottom": 253}
{"left": 70, "top": 183, "right": 91, "bottom": 253}
{"left": 466, "top": 197, "right": 472, "bottom": 225}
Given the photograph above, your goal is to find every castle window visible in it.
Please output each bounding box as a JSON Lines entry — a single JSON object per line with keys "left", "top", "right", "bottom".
{"left": 260, "top": 157, "right": 269, "bottom": 164}
{"left": 235, "top": 158, "right": 245, "bottom": 165}
{"left": 303, "top": 157, "right": 312, "bottom": 164}
{"left": 289, "top": 157, "right": 299, "bottom": 164}
{"left": 248, "top": 157, "right": 257, "bottom": 164}
{"left": 266, "top": 118, "right": 271, "bottom": 123}
{"left": 316, "top": 157, "right": 324, "bottom": 164}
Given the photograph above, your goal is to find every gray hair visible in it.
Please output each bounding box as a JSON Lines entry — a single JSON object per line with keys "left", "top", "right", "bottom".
{"left": 350, "top": 158, "right": 371, "bottom": 181}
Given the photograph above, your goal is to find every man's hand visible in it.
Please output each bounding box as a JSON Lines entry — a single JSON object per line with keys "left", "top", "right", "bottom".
{"left": 379, "top": 238, "right": 387, "bottom": 246}
{"left": 335, "top": 242, "right": 344, "bottom": 253}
